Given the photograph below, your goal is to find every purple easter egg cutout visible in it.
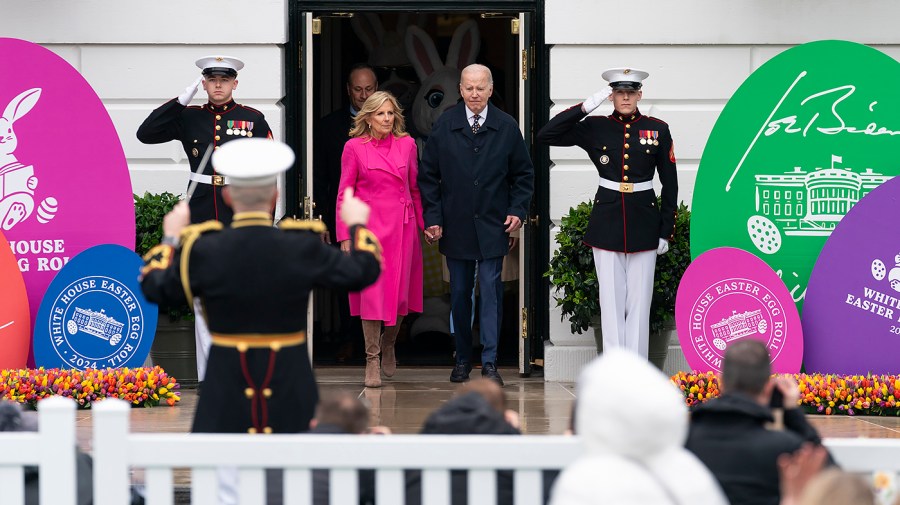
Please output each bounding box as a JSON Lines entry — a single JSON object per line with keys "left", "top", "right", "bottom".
{"left": 676, "top": 247, "right": 803, "bottom": 373}
{"left": 0, "top": 38, "right": 135, "bottom": 344}
{"left": 803, "top": 175, "right": 900, "bottom": 375}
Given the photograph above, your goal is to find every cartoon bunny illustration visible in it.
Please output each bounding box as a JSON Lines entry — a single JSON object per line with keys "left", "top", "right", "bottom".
{"left": 404, "top": 19, "right": 480, "bottom": 145}
{"left": 0, "top": 87, "right": 58, "bottom": 230}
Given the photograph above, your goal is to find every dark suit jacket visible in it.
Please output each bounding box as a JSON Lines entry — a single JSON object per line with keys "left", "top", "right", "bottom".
{"left": 418, "top": 102, "right": 534, "bottom": 260}
{"left": 314, "top": 107, "right": 353, "bottom": 241}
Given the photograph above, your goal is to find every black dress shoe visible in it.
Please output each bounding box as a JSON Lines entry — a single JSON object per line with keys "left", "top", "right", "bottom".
{"left": 481, "top": 362, "right": 504, "bottom": 386}
{"left": 450, "top": 362, "right": 472, "bottom": 383}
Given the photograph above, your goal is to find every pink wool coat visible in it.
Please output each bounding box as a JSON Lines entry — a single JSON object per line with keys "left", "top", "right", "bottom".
{"left": 336, "top": 134, "right": 424, "bottom": 325}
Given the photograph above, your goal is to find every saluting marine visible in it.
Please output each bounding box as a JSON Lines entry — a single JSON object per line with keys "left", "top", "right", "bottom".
{"left": 537, "top": 67, "right": 678, "bottom": 359}
{"left": 137, "top": 55, "right": 273, "bottom": 225}
{"left": 140, "top": 138, "right": 382, "bottom": 436}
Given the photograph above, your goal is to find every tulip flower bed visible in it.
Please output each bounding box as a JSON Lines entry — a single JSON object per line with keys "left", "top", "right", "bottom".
{"left": 672, "top": 371, "right": 900, "bottom": 416}
{"left": 0, "top": 366, "right": 180, "bottom": 409}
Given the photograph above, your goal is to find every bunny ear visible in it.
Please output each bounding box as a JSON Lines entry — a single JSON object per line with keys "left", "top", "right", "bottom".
{"left": 2, "top": 88, "right": 41, "bottom": 123}
{"left": 446, "top": 20, "right": 481, "bottom": 69}
{"left": 351, "top": 13, "right": 385, "bottom": 55}
{"left": 405, "top": 25, "right": 442, "bottom": 81}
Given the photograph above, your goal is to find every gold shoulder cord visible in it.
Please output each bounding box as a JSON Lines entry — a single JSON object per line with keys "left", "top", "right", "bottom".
{"left": 141, "top": 244, "right": 174, "bottom": 276}
{"left": 178, "top": 220, "right": 224, "bottom": 301}
{"left": 354, "top": 226, "right": 383, "bottom": 263}
{"left": 278, "top": 218, "right": 328, "bottom": 234}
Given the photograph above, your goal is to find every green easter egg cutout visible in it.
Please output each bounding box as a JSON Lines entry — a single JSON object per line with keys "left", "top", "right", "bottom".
{"left": 691, "top": 40, "right": 899, "bottom": 314}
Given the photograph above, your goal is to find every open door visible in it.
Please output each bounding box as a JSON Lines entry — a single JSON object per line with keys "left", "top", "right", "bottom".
{"left": 290, "top": 5, "right": 542, "bottom": 369}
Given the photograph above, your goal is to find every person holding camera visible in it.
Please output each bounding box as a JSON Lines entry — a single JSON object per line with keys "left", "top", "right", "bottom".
{"left": 685, "top": 340, "right": 832, "bottom": 505}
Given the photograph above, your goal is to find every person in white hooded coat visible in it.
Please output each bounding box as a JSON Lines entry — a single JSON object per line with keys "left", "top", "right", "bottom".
{"left": 549, "top": 349, "right": 728, "bottom": 505}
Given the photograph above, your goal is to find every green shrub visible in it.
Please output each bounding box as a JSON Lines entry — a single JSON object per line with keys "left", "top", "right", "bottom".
{"left": 546, "top": 199, "right": 692, "bottom": 334}
{"left": 134, "top": 191, "right": 193, "bottom": 322}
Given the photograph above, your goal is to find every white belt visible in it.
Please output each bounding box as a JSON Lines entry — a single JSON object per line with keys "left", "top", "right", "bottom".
{"left": 189, "top": 172, "right": 230, "bottom": 187}
{"left": 598, "top": 177, "right": 653, "bottom": 194}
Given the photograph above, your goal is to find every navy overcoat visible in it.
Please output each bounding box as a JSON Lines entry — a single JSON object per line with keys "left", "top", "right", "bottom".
{"left": 418, "top": 102, "right": 534, "bottom": 260}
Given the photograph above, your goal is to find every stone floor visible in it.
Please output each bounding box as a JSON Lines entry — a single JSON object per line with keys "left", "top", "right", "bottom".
{"left": 72, "top": 366, "right": 900, "bottom": 453}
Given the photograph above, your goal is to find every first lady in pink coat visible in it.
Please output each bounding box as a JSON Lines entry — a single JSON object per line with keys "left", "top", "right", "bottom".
{"left": 336, "top": 91, "right": 424, "bottom": 388}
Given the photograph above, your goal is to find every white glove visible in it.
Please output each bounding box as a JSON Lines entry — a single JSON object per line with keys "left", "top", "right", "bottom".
{"left": 657, "top": 238, "right": 669, "bottom": 256}
{"left": 177, "top": 76, "right": 203, "bottom": 106}
{"left": 582, "top": 86, "right": 613, "bottom": 114}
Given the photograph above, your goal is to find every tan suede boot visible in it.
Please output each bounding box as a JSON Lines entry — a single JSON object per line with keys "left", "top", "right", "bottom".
{"left": 363, "top": 321, "right": 382, "bottom": 388}
{"left": 365, "top": 357, "right": 381, "bottom": 388}
{"left": 381, "top": 330, "right": 397, "bottom": 378}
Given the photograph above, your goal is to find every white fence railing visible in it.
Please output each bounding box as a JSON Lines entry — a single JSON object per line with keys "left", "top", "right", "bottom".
{"left": 2, "top": 398, "right": 900, "bottom": 505}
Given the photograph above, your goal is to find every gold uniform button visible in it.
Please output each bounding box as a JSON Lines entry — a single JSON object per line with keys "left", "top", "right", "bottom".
{"left": 263, "top": 427, "right": 273, "bottom": 434}
{"left": 625, "top": 133, "right": 631, "bottom": 139}
{"left": 624, "top": 164, "right": 629, "bottom": 170}
{"left": 602, "top": 146, "right": 607, "bottom": 151}
{"left": 625, "top": 124, "right": 631, "bottom": 129}
{"left": 270, "top": 342, "right": 282, "bottom": 352}
{"left": 263, "top": 388, "right": 273, "bottom": 398}
{"left": 624, "top": 154, "right": 630, "bottom": 160}
{"left": 214, "top": 135, "right": 221, "bottom": 141}
{"left": 623, "top": 176, "right": 629, "bottom": 181}
{"left": 216, "top": 115, "right": 222, "bottom": 120}
{"left": 216, "top": 125, "right": 221, "bottom": 131}
{"left": 624, "top": 143, "right": 630, "bottom": 149}
{"left": 248, "top": 427, "right": 257, "bottom": 434}
{"left": 245, "top": 388, "right": 255, "bottom": 398}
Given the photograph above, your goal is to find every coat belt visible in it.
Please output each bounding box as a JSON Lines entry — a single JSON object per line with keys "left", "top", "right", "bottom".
{"left": 211, "top": 332, "right": 306, "bottom": 351}
{"left": 598, "top": 177, "right": 653, "bottom": 194}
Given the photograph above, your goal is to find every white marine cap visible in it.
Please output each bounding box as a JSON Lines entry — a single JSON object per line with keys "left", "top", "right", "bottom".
{"left": 601, "top": 67, "right": 650, "bottom": 90}
{"left": 212, "top": 138, "right": 295, "bottom": 187}
{"left": 195, "top": 55, "right": 245, "bottom": 77}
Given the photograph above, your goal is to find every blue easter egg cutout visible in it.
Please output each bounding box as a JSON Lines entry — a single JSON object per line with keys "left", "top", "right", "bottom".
{"left": 33, "top": 244, "right": 157, "bottom": 370}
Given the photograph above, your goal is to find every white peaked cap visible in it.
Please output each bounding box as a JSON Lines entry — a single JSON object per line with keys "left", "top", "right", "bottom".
{"left": 212, "top": 139, "right": 294, "bottom": 187}
{"left": 601, "top": 67, "right": 650, "bottom": 90}
{"left": 195, "top": 55, "right": 245, "bottom": 76}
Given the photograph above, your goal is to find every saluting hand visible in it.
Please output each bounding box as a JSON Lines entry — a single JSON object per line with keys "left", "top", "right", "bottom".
{"left": 582, "top": 86, "right": 613, "bottom": 114}
{"left": 177, "top": 76, "right": 203, "bottom": 106}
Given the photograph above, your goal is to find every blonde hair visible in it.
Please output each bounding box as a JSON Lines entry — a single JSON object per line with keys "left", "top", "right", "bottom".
{"left": 798, "top": 469, "right": 875, "bottom": 505}
{"left": 349, "top": 91, "right": 409, "bottom": 140}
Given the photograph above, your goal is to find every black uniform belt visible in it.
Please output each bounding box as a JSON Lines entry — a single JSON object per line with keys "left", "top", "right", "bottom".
{"left": 598, "top": 177, "right": 653, "bottom": 194}
{"left": 189, "top": 172, "right": 231, "bottom": 187}
{"left": 211, "top": 332, "right": 306, "bottom": 351}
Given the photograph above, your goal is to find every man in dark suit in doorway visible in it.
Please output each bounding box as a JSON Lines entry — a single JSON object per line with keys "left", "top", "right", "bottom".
{"left": 418, "top": 63, "right": 534, "bottom": 386}
{"left": 313, "top": 64, "right": 378, "bottom": 362}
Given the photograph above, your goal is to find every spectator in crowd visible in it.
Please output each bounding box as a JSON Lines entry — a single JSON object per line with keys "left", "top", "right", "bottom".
{"left": 685, "top": 340, "right": 832, "bottom": 505}
{"left": 549, "top": 349, "right": 727, "bottom": 505}
{"left": 336, "top": 90, "right": 424, "bottom": 388}
{"left": 406, "top": 378, "right": 520, "bottom": 505}
{"left": 0, "top": 400, "right": 95, "bottom": 505}
{"left": 775, "top": 443, "right": 868, "bottom": 505}
{"left": 267, "top": 392, "right": 390, "bottom": 505}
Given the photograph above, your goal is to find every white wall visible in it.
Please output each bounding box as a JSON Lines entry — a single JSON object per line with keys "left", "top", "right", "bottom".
{"left": 544, "top": 0, "right": 900, "bottom": 346}
{"left": 1, "top": 0, "right": 287, "bottom": 197}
